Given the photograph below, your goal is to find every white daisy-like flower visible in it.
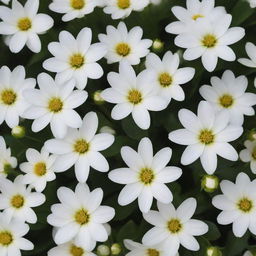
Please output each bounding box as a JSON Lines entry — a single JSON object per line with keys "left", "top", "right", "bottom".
{"left": 22, "top": 73, "right": 87, "bottom": 139}
{"left": 238, "top": 42, "right": 256, "bottom": 68}
{"left": 168, "top": 101, "right": 243, "bottom": 174}
{"left": 49, "top": 0, "right": 100, "bottom": 22}
{"left": 199, "top": 70, "right": 256, "bottom": 125}
{"left": 212, "top": 172, "right": 256, "bottom": 237}
{"left": 0, "top": 65, "right": 36, "bottom": 128}
{"left": 44, "top": 112, "right": 114, "bottom": 183}
{"left": 165, "top": 0, "right": 226, "bottom": 35}
{"left": 0, "top": 136, "right": 17, "bottom": 177}
{"left": 101, "top": 61, "right": 168, "bottom": 130}
{"left": 0, "top": 175, "right": 46, "bottom": 224}
{"left": 248, "top": 0, "right": 256, "bottom": 8}
{"left": 0, "top": 213, "right": 34, "bottom": 256}
{"left": 145, "top": 51, "right": 195, "bottom": 103}
{"left": 174, "top": 14, "right": 245, "bottom": 72}
{"left": 103, "top": 0, "right": 149, "bottom": 20}
{"left": 98, "top": 22, "right": 152, "bottom": 65}
{"left": 20, "top": 147, "right": 56, "bottom": 192}
{"left": 43, "top": 28, "right": 106, "bottom": 90}
{"left": 109, "top": 137, "right": 182, "bottom": 213}
{"left": 124, "top": 239, "right": 179, "bottom": 256}
{"left": 47, "top": 183, "right": 115, "bottom": 249}
{"left": 48, "top": 240, "right": 97, "bottom": 256}
{"left": 0, "top": 0, "right": 53, "bottom": 53}
{"left": 240, "top": 140, "right": 256, "bottom": 174}
{"left": 142, "top": 198, "right": 208, "bottom": 254}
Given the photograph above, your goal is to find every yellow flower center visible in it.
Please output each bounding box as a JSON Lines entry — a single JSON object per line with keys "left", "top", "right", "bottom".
{"left": 127, "top": 89, "right": 142, "bottom": 105}
{"left": 1, "top": 89, "right": 17, "bottom": 105}
{"left": 167, "top": 219, "right": 182, "bottom": 233}
{"left": 117, "top": 0, "right": 130, "bottom": 9}
{"left": 11, "top": 195, "right": 24, "bottom": 209}
{"left": 74, "top": 209, "right": 90, "bottom": 225}
{"left": 199, "top": 129, "right": 215, "bottom": 145}
{"left": 34, "top": 162, "right": 47, "bottom": 176}
{"left": 192, "top": 14, "right": 204, "bottom": 20}
{"left": 158, "top": 72, "right": 173, "bottom": 87}
{"left": 0, "top": 232, "right": 13, "bottom": 246}
{"left": 219, "top": 94, "right": 234, "bottom": 108}
{"left": 70, "top": 244, "right": 84, "bottom": 256}
{"left": 139, "top": 168, "right": 155, "bottom": 185}
{"left": 17, "top": 17, "right": 32, "bottom": 31}
{"left": 201, "top": 34, "right": 217, "bottom": 48}
{"left": 73, "top": 139, "right": 90, "bottom": 154}
{"left": 70, "top": 54, "right": 85, "bottom": 69}
{"left": 70, "top": 0, "right": 85, "bottom": 9}
{"left": 238, "top": 198, "right": 253, "bottom": 212}
{"left": 48, "top": 97, "right": 63, "bottom": 113}
{"left": 116, "top": 43, "right": 131, "bottom": 57}
{"left": 147, "top": 249, "right": 160, "bottom": 256}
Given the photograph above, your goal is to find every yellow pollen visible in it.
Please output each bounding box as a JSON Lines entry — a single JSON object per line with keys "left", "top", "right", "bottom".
{"left": 74, "top": 209, "right": 90, "bottom": 225}
{"left": 147, "top": 249, "right": 160, "bottom": 256}
{"left": 238, "top": 198, "right": 253, "bottom": 212}
{"left": 70, "top": 244, "right": 84, "bottom": 256}
{"left": 0, "top": 232, "right": 13, "bottom": 246}
{"left": 48, "top": 97, "right": 63, "bottom": 113}
{"left": 117, "top": 0, "right": 130, "bottom": 9}
{"left": 34, "top": 162, "right": 47, "bottom": 176}
{"left": 70, "top": 0, "right": 85, "bottom": 9}
{"left": 11, "top": 195, "right": 24, "bottom": 209}
{"left": 167, "top": 219, "right": 182, "bottom": 233}
{"left": 116, "top": 43, "right": 131, "bottom": 57}
{"left": 74, "top": 139, "right": 89, "bottom": 154}
{"left": 192, "top": 14, "right": 204, "bottom": 20}
{"left": 17, "top": 17, "right": 32, "bottom": 31}
{"left": 219, "top": 94, "right": 234, "bottom": 108}
{"left": 199, "top": 129, "right": 214, "bottom": 145}
{"left": 158, "top": 72, "right": 173, "bottom": 87}
{"left": 201, "top": 34, "right": 217, "bottom": 48}
{"left": 70, "top": 54, "right": 85, "bottom": 69}
{"left": 139, "top": 168, "right": 154, "bottom": 185}
{"left": 127, "top": 89, "right": 142, "bottom": 105}
{"left": 1, "top": 89, "right": 17, "bottom": 105}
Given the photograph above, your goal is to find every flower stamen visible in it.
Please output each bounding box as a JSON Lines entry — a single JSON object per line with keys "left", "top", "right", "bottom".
{"left": 115, "top": 43, "right": 131, "bottom": 57}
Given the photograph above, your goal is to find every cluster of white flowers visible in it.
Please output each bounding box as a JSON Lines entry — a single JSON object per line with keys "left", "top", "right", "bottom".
{"left": 0, "top": 0, "right": 255, "bottom": 255}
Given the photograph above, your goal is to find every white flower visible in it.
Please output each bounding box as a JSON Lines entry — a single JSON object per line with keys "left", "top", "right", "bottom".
{"left": 109, "top": 137, "right": 182, "bottom": 213}
{"left": 124, "top": 239, "right": 179, "bottom": 256}
{"left": 49, "top": 0, "right": 100, "bottom": 22}
{"left": 0, "top": 65, "right": 36, "bottom": 128}
{"left": 20, "top": 147, "right": 56, "bottom": 192}
{"left": 47, "top": 183, "right": 115, "bottom": 249}
{"left": 101, "top": 61, "right": 168, "bottom": 130}
{"left": 145, "top": 51, "right": 195, "bottom": 103}
{"left": 174, "top": 14, "right": 245, "bottom": 72}
{"left": 48, "top": 240, "right": 96, "bottom": 256}
{"left": 22, "top": 73, "right": 87, "bottom": 139}
{"left": 142, "top": 198, "right": 208, "bottom": 254}
{"left": 240, "top": 140, "right": 256, "bottom": 174}
{"left": 165, "top": 0, "right": 226, "bottom": 35}
{"left": 0, "top": 136, "right": 17, "bottom": 177}
{"left": 238, "top": 42, "right": 256, "bottom": 68}
{"left": 199, "top": 70, "right": 256, "bottom": 125}
{"left": 44, "top": 112, "right": 114, "bottom": 182}
{"left": 103, "top": 0, "right": 149, "bottom": 20}
{"left": 98, "top": 22, "right": 152, "bottom": 65}
{"left": 0, "top": 214, "right": 34, "bottom": 255}
{"left": 212, "top": 172, "right": 256, "bottom": 237}
{"left": 0, "top": 175, "right": 46, "bottom": 224}
{"left": 0, "top": 0, "right": 53, "bottom": 53}
{"left": 243, "top": 251, "right": 253, "bottom": 256}
{"left": 43, "top": 28, "right": 106, "bottom": 90}
{"left": 248, "top": 0, "right": 256, "bottom": 8}
{"left": 168, "top": 101, "right": 243, "bottom": 174}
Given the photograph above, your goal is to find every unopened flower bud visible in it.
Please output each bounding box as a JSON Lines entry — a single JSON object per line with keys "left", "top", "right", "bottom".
{"left": 111, "top": 243, "right": 122, "bottom": 255}
{"left": 201, "top": 175, "right": 219, "bottom": 193}
{"left": 248, "top": 129, "right": 256, "bottom": 141}
{"left": 152, "top": 39, "right": 164, "bottom": 52}
{"left": 97, "top": 245, "right": 110, "bottom": 256}
{"left": 11, "top": 126, "right": 26, "bottom": 138}
{"left": 100, "top": 126, "right": 116, "bottom": 135}
{"left": 93, "top": 90, "right": 105, "bottom": 105}
{"left": 206, "top": 246, "right": 222, "bottom": 256}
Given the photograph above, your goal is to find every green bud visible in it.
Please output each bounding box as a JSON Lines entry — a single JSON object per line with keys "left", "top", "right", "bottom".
{"left": 206, "top": 246, "right": 222, "bottom": 256}
{"left": 152, "top": 39, "right": 164, "bottom": 52}
{"left": 201, "top": 175, "right": 219, "bottom": 193}
{"left": 97, "top": 245, "right": 110, "bottom": 256}
{"left": 248, "top": 129, "right": 256, "bottom": 141}
{"left": 93, "top": 90, "right": 105, "bottom": 105}
{"left": 100, "top": 126, "right": 116, "bottom": 135}
{"left": 111, "top": 243, "right": 122, "bottom": 255}
{"left": 11, "top": 126, "right": 26, "bottom": 138}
